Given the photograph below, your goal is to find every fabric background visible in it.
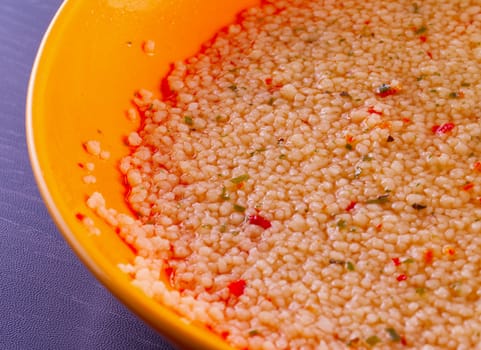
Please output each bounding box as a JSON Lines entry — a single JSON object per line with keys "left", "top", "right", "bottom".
{"left": 0, "top": 1, "right": 177, "bottom": 349}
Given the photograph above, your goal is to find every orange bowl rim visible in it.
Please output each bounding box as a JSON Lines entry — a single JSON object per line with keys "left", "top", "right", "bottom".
{"left": 25, "top": 1, "right": 234, "bottom": 349}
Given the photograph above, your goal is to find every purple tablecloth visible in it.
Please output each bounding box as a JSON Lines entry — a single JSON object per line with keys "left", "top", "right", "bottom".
{"left": 0, "top": 1, "right": 177, "bottom": 349}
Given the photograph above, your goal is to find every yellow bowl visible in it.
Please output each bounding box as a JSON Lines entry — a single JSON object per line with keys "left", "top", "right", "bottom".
{"left": 26, "top": 0, "right": 259, "bottom": 348}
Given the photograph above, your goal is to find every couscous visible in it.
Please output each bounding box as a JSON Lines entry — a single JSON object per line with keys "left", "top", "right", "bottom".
{"left": 88, "top": 0, "right": 481, "bottom": 348}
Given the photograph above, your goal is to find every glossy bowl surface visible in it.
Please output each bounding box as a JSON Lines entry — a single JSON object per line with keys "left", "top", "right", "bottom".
{"left": 27, "top": 0, "right": 258, "bottom": 348}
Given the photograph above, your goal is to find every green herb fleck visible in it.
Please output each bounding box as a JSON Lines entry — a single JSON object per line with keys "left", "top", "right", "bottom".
{"left": 416, "top": 75, "right": 425, "bottom": 81}
{"left": 215, "top": 115, "right": 228, "bottom": 123}
{"left": 366, "top": 335, "right": 381, "bottom": 346}
{"left": 415, "top": 25, "right": 427, "bottom": 35}
{"left": 340, "top": 91, "right": 352, "bottom": 98}
{"left": 228, "top": 85, "right": 238, "bottom": 92}
{"left": 230, "top": 174, "right": 249, "bottom": 184}
{"left": 449, "top": 92, "right": 460, "bottom": 99}
{"left": 220, "top": 224, "right": 227, "bottom": 233}
{"left": 329, "top": 258, "right": 346, "bottom": 265}
{"left": 403, "top": 258, "right": 415, "bottom": 264}
{"left": 412, "top": 203, "right": 427, "bottom": 210}
{"left": 377, "top": 84, "right": 391, "bottom": 94}
{"left": 279, "top": 154, "right": 287, "bottom": 160}
{"left": 249, "top": 148, "right": 266, "bottom": 157}
{"left": 415, "top": 287, "right": 426, "bottom": 295}
{"left": 461, "top": 82, "right": 470, "bottom": 87}
{"left": 413, "top": 3, "right": 419, "bottom": 13}
{"left": 386, "top": 328, "right": 401, "bottom": 342}
{"left": 450, "top": 281, "right": 462, "bottom": 291}
{"left": 366, "top": 194, "right": 390, "bottom": 204}
{"left": 337, "top": 219, "right": 347, "bottom": 229}
{"left": 220, "top": 186, "right": 230, "bottom": 200}
{"left": 184, "top": 116, "right": 193, "bottom": 125}
{"left": 346, "top": 261, "right": 355, "bottom": 271}
{"left": 233, "top": 204, "right": 246, "bottom": 212}
{"left": 248, "top": 330, "right": 259, "bottom": 337}
{"left": 363, "top": 155, "right": 373, "bottom": 161}
{"left": 267, "top": 97, "right": 275, "bottom": 106}
{"left": 345, "top": 144, "right": 353, "bottom": 150}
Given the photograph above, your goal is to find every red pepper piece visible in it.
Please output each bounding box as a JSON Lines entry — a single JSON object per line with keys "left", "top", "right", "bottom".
{"left": 419, "top": 35, "right": 427, "bottom": 43}
{"left": 432, "top": 122, "right": 455, "bottom": 134}
{"left": 249, "top": 215, "right": 272, "bottom": 229}
{"left": 392, "top": 257, "right": 401, "bottom": 266}
{"left": 424, "top": 249, "right": 434, "bottom": 264}
{"left": 346, "top": 135, "right": 354, "bottom": 143}
{"left": 443, "top": 246, "right": 456, "bottom": 256}
{"left": 220, "top": 331, "right": 230, "bottom": 340}
{"left": 397, "top": 274, "right": 407, "bottom": 281}
{"left": 367, "top": 106, "right": 383, "bottom": 115}
{"left": 376, "top": 85, "right": 399, "bottom": 98}
{"left": 228, "top": 279, "right": 246, "bottom": 297}
{"left": 345, "top": 201, "right": 357, "bottom": 211}
{"left": 165, "top": 267, "right": 174, "bottom": 279}
{"left": 462, "top": 183, "right": 474, "bottom": 191}
{"left": 75, "top": 213, "right": 85, "bottom": 221}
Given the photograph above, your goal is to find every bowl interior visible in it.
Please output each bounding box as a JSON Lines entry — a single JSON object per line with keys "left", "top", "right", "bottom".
{"left": 27, "top": 0, "right": 259, "bottom": 348}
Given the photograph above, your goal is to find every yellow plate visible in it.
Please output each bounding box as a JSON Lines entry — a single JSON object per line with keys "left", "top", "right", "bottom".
{"left": 26, "top": 0, "right": 258, "bottom": 348}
